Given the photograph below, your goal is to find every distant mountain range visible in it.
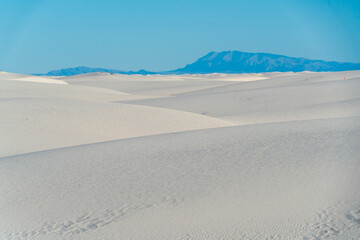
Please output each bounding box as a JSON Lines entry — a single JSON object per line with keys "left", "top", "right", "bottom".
{"left": 36, "top": 51, "right": 360, "bottom": 76}
{"left": 38, "top": 66, "right": 155, "bottom": 76}
{"left": 170, "top": 51, "right": 360, "bottom": 74}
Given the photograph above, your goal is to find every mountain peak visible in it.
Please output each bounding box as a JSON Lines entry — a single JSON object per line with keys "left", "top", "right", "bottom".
{"left": 171, "top": 51, "right": 360, "bottom": 74}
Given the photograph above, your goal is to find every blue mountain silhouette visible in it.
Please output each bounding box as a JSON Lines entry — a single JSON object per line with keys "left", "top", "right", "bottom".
{"left": 38, "top": 66, "right": 155, "bottom": 76}
{"left": 37, "top": 51, "right": 360, "bottom": 76}
{"left": 170, "top": 51, "right": 360, "bottom": 74}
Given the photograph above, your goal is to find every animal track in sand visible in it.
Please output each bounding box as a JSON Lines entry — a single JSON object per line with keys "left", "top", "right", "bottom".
{"left": 346, "top": 205, "right": 360, "bottom": 224}
{"left": 3, "top": 204, "right": 153, "bottom": 240}
{"left": 302, "top": 202, "right": 360, "bottom": 240}
{"left": 303, "top": 203, "right": 343, "bottom": 240}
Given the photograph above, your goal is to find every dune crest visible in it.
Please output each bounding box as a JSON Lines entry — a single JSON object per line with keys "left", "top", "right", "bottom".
{"left": 0, "top": 71, "right": 68, "bottom": 85}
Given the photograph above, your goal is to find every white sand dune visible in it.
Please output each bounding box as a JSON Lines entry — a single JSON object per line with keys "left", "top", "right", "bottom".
{"left": 0, "top": 70, "right": 359, "bottom": 239}
{"left": 62, "top": 72, "right": 267, "bottom": 96}
{"left": 0, "top": 78, "right": 158, "bottom": 102}
{"left": 124, "top": 72, "right": 360, "bottom": 125}
{"left": 1, "top": 117, "right": 359, "bottom": 239}
{"left": 0, "top": 98, "right": 232, "bottom": 158}
{"left": 0, "top": 71, "right": 67, "bottom": 85}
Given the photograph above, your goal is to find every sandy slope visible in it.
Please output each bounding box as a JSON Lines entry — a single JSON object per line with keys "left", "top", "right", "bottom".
{"left": 0, "top": 70, "right": 359, "bottom": 239}
{"left": 124, "top": 72, "right": 360, "bottom": 124}
{"left": 61, "top": 72, "right": 267, "bottom": 96}
{"left": 0, "top": 98, "right": 232, "bottom": 158}
{"left": 1, "top": 117, "right": 359, "bottom": 239}
{"left": 0, "top": 79, "right": 153, "bottom": 102}
{"left": 0, "top": 71, "right": 67, "bottom": 85}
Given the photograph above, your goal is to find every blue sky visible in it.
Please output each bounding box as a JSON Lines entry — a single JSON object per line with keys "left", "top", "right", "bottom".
{"left": 0, "top": 0, "right": 359, "bottom": 74}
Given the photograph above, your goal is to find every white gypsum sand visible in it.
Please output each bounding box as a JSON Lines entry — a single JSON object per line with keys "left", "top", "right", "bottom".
{"left": 0, "top": 71, "right": 68, "bottom": 85}
{"left": 0, "top": 71, "right": 359, "bottom": 239}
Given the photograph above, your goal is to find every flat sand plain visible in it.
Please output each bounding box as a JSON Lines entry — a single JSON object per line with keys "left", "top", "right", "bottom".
{"left": 1, "top": 71, "right": 360, "bottom": 239}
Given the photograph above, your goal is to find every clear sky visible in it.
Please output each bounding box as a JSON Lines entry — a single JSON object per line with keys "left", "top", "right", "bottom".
{"left": 0, "top": 0, "right": 359, "bottom": 74}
